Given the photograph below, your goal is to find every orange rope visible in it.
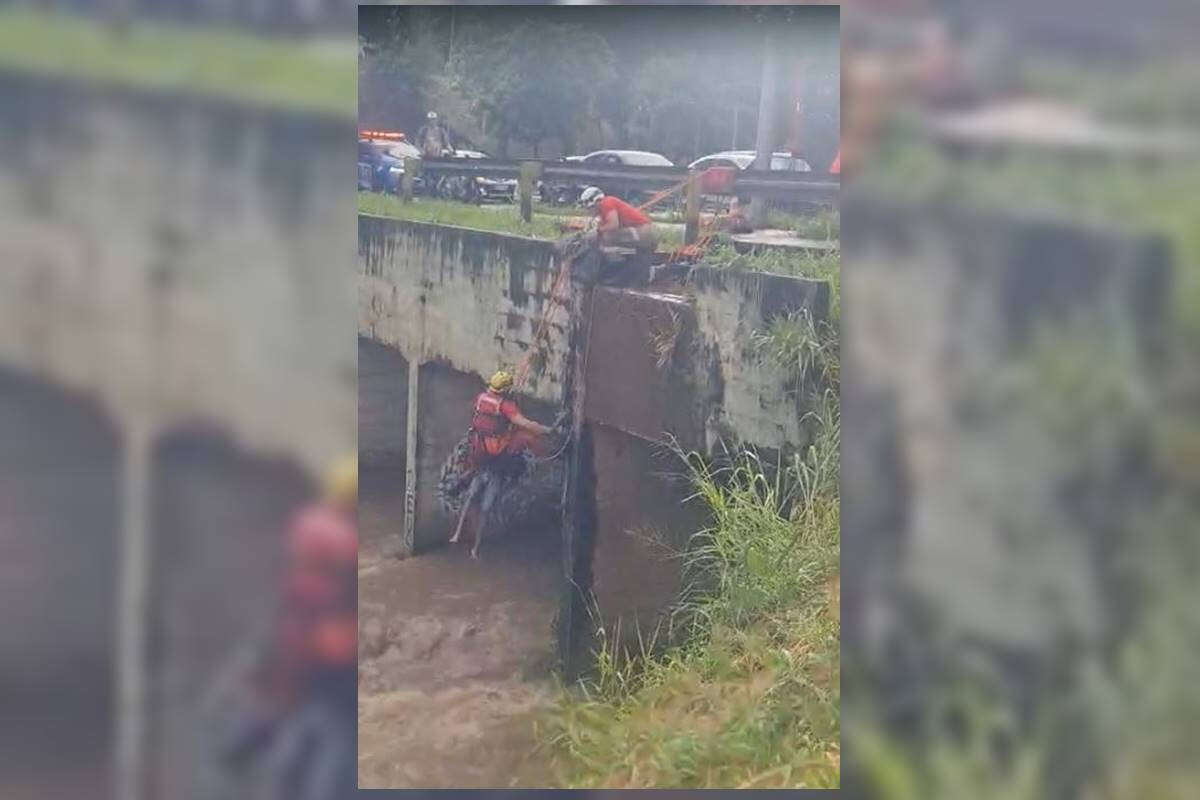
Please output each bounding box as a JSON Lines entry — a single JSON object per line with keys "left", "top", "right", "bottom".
{"left": 514, "top": 251, "right": 574, "bottom": 390}
{"left": 510, "top": 174, "right": 702, "bottom": 390}
{"left": 636, "top": 177, "right": 689, "bottom": 213}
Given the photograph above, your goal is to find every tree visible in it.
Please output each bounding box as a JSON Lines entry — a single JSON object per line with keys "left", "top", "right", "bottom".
{"left": 452, "top": 22, "right": 615, "bottom": 157}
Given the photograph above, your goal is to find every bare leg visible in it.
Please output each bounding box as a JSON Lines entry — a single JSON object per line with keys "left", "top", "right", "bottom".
{"left": 448, "top": 474, "right": 482, "bottom": 544}
{"left": 470, "top": 477, "right": 502, "bottom": 559}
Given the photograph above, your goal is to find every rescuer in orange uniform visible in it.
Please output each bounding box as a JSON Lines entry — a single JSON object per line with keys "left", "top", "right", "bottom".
{"left": 449, "top": 370, "right": 556, "bottom": 557}
{"left": 277, "top": 455, "right": 358, "bottom": 696}
{"left": 201, "top": 455, "right": 358, "bottom": 800}
{"left": 581, "top": 187, "right": 659, "bottom": 252}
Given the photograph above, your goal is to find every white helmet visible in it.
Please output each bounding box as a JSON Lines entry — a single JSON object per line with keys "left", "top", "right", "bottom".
{"left": 427, "top": 111, "right": 438, "bottom": 120}
{"left": 580, "top": 187, "right": 604, "bottom": 208}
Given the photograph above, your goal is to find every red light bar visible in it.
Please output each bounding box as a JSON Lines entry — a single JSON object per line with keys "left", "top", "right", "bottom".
{"left": 359, "top": 130, "right": 406, "bottom": 141}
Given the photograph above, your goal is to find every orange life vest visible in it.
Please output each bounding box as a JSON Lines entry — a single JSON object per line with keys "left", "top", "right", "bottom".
{"left": 471, "top": 391, "right": 510, "bottom": 436}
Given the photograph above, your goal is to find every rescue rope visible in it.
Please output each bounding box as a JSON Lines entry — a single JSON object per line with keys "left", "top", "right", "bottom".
{"left": 513, "top": 171, "right": 707, "bottom": 392}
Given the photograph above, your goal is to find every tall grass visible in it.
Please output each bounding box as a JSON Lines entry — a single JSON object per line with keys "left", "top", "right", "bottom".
{"left": 540, "top": 332, "right": 840, "bottom": 788}
{"left": 753, "top": 307, "right": 840, "bottom": 395}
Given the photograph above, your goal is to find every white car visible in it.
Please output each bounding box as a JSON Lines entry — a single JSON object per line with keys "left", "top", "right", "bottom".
{"left": 553, "top": 150, "right": 675, "bottom": 206}
{"left": 580, "top": 149, "right": 675, "bottom": 167}
{"left": 688, "top": 150, "right": 812, "bottom": 173}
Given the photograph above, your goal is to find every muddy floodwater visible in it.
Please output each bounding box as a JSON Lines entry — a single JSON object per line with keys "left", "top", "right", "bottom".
{"left": 357, "top": 467, "right": 561, "bottom": 788}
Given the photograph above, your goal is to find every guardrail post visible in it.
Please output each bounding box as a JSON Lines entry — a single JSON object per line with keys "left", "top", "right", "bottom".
{"left": 684, "top": 168, "right": 701, "bottom": 245}
{"left": 519, "top": 161, "right": 541, "bottom": 223}
{"left": 402, "top": 157, "right": 418, "bottom": 203}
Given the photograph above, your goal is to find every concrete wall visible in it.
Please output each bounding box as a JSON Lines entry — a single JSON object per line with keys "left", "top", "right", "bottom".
{"left": 147, "top": 429, "right": 312, "bottom": 800}
{"left": 0, "top": 71, "right": 356, "bottom": 797}
{"left": 585, "top": 272, "right": 831, "bottom": 455}
{"left": 358, "top": 215, "right": 832, "bottom": 659}
{"left": 359, "top": 337, "right": 409, "bottom": 469}
{"left": 841, "top": 193, "right": 1169, "bottom": 666}
{"left": 0, "top": 368, "right": 119, "bottom": 799}
{"left": 359, "top": 216, "right": 568, "bottom": 403}
{"left": 0, "top": 74, "right": 356, "bottom": 476}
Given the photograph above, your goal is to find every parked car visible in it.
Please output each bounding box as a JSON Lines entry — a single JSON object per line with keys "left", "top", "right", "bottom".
{"left": 357, "top": 136, "right": 422, "bottom": 194}
{"left": 541, "top": 150, "right": 674, "bottom": 207}
{"left": 686, "top": 150, "right": 814, "bottom": 212}
{"left": 433, "top": 149, "right": 518, "bottom": 203}
{"left": 687, "top": 150, "right": 813, "bottom": 173}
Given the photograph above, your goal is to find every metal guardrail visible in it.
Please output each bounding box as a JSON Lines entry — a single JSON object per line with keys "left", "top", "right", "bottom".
{"left": 416, "top": 158, "right": 839, "bottom": 203}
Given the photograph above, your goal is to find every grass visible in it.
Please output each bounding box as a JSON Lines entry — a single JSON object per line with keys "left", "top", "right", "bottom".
{"left": 359, "top": 191, "right": 687, "bottom": 249}
{"left": 847, "top": 58, "right": 1200, "bottom": 800}
{"left": 359, "top": 192, "right": 567, "bottom": 240}
{"left": 766, "top": 207, "right": 840, "bottom": 241}
{"left": 753, "top": 308, "right": 840, "bottom": 397}
{"left": 0, "top": 5, "right": 355, "bottom": 118}
{"left": 539, "top": 353, "right": 840, "bottom": 788}
{"left": 702, "top": 241, "right": 841, "bottom": 321}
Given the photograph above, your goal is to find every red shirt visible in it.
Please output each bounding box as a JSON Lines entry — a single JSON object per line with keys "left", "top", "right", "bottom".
{"left": 497, "top": 397, "right": 520, "bottom": 425}
{"left": 597, "top": 196, "right": 650, "bottom": 228}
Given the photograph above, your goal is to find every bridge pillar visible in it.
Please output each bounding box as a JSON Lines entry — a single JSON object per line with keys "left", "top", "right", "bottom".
{"left": 115, "top": 420, "right": 152, "bottom": 800}
{"left": 558, "top": 270, "right": 599, "bottom": 678}
{"left": 401, "top": 356, "right": 420, "bottom": 558}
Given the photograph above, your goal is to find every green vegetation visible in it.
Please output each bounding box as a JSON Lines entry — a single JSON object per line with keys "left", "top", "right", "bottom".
{"left": 0, "top": 6, "right": 354, "bottom": 117}
{"left": 766, "top": 208, "right": 840, "bottom": 241}
{"left": 361, "top": 5, "right": 839, "bottom": 166}
{"left": 847, "top": 52, "right": 1200, "bottom": 800}
{"left": 541, "top": 296, "right": 841, "bottom": 788}
{"left": 753, "top": 309, "right": 839, "bottom": 397}
{"left": 358, "top": 191, "right": 690, "bottom": 249}
{"left": 359, "top": 192, "right": 567, "bottom": 240}
{"left": 703, "top": 242, "right": 841, "bottom": 321}
{"left": 541, "top": 385, "right": 840, "bottom": 788}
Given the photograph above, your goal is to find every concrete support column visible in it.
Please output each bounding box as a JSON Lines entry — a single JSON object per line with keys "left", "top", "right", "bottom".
{"left": 115, "top": 421, "right": 152, "bottom": 800}
{"left": 558, "top": 274, "right": 598, "bottom": 678}
{"left": 402, "top": 359, "right": 420, "bottom": 557}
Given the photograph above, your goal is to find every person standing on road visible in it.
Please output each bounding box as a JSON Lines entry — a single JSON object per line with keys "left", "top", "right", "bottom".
{"left": 416, "top": 111, "right": 455, "bottom": 160}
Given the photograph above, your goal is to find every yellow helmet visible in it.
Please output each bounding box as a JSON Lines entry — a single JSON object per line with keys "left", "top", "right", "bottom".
{"left": 488, "top": 370, "right": 514, "bottom": 393}
{"left": 323, "top": 454, "right": 358, "bottom": 511}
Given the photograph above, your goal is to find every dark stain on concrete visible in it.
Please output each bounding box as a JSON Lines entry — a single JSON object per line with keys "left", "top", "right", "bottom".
{"left": 506, "top": 311, "right": 523, "bottom": 331}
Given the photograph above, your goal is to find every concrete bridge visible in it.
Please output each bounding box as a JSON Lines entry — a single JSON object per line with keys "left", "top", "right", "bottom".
{"left": 357, "top": 214, "right": 831, "bottom": 672}
{"left": 0, "top": 71, "right": 354, "bottom": 799}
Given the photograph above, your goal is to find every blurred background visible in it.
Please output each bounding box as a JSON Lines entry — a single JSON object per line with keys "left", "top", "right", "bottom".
{"left": 1, "top": 0, "right": 1199, "bottom": 798}
{"left": 840, "top": 1, "right": 1200, "bottom": 799}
